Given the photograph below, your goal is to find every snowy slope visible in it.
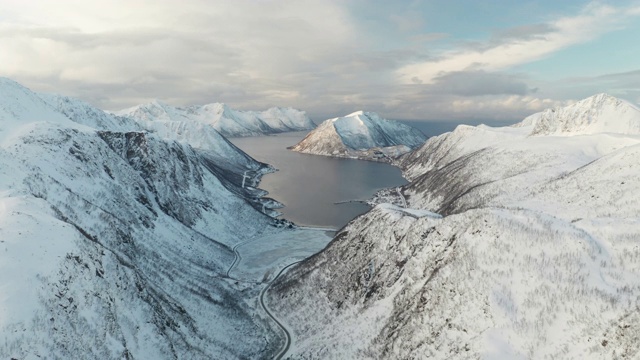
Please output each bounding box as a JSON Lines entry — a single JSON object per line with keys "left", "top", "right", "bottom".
{"left": 0, "top": 78, "right": 84, "bottom": 145}
{"left": 39, "top": 93, "right": 276, "bottom": 197}
{"left": 290, "top": 111, "right": 426, "bottom": 161}
{"left": 527, "top": 93, "right": 640, "bottom": 135}
{"left": 268, "top": 94, "right": 640, "bottom": 359}
{"left": 118, "top": 100, "right": 315, "bottom": 138}
{"left": 0, "top": 78, "right": 286, "bottom": 359}
{"left": 39, "top": 93, "right": 143, "bottom": 132}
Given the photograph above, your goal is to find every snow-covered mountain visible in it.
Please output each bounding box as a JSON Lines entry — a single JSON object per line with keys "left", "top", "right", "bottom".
{"left": 41, "top": 90, "right": 275, "bottom": 209}
{"left": 39, "top": 93, "right": 143, "bottom": 132}
{"left": 267, "top": 94, "right": 640, "bottom": 359}
{"left": 118, "top": 100, "right": 315, "bottom": 138}
{"left": 0, "top": 78, "right": 288, "bottom": 358}
{"left": 290, "top": 111, "right": 426, "bottom": 161}
{"left": 526, "top": 93, "right": 640, "bottom": 136}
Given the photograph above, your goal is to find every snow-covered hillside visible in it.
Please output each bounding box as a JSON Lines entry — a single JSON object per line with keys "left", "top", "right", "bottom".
{"left": 39, "top": 93, "right": 143, "bottom": 132}
{"left": 0, "top": 78, "right": 289, "bottom": 358}
{"left": 527, "top": 93, "right": 640, "bottom": 136}
{"left": 119, "top": 100, "right": 315, "bottom": 138}
{"left": 290, "top": 111, "right": 426, "bottom": 162}
{"left": 268, "top": 94, "right": 640, "bottom": 359}
{"left": 51, "top": 92, "right": 277, "bottom": 207}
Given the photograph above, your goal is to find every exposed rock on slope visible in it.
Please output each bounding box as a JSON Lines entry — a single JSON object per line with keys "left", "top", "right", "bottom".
{"left": 0, "top": 78, "right": 282, "bottom": 359}
{"left": 290, "top": 111, "right": 426, "bottom": 161}
{"left": 119, "top": 100, "right": 315, "bottom": 137}
{"left": 269, "top": 94, "right": 640, "bottom": 359}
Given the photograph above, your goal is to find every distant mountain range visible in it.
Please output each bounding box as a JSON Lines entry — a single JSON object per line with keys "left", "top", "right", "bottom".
{"left": 290, "top": 110, "right": 427, "bottom": 161}
{"left": 118, "top": 100, "right": 315, "bottom": 138}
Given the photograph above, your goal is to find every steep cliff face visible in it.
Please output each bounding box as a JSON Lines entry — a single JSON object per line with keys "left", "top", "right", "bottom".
{"left": 270, "top": 94, "right": 640, "bottom": 359}
{"left": 0, "top": 78, "right": 281, "bottom": 359}
{"left": 290, "top": 111, "right": 426, "bottom": 161}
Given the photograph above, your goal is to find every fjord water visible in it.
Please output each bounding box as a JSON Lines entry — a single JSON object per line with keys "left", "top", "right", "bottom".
{"left": 231, "top": 132, "right": 407, "bottom": 228}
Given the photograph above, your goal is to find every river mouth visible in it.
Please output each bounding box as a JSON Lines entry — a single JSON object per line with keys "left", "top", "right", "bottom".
{"left": 230, "top": 131, "right": 407, "bottom": 229}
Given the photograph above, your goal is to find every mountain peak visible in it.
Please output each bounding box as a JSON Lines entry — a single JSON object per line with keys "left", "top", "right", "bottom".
{"left": 346, "top": 110, "right": 366, "bottom": 117}
{"left": 147, "top": 98, "right": 171, "bottom": 110}
{"left": 200, "top": 102, "right": 232, "bottom": 116}
{"left": 0, "top": 78, "right": 77, "bottom": 141}
{"left": 291, "top": 110, "right": 426, "bottom": 161}
{"left": 0, "top": 77, "right": 38, "bottom": 99}
{"left": 529, "top": 93, "right": 640, "bottom": 136}
{"left": 0, "top": 77, "right": 23, "bottom": 88}
{"left": 573, "top": 93, "right": 631, "bottom": 109}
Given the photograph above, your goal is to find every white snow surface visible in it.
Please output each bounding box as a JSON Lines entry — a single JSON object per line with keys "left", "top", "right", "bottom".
{"left": 123, "top": 107, "right": 270, "bottom": 175}
{"left": 525, "top": 93, "right": 640, "bottom": 135}
{"left": 290, "top": 111, "right": 426, "bottom": 161}
{"left": 0, "top": 78, "right": 297, "bottom": 359}
{"left": 270, "top": 94, "right": 640, "bottom": 359}
{"left": 39, "top": 93, "right": 143, "bottom": 132}
{"left": 118, "top": 100, "right": 315, "bottom": 138}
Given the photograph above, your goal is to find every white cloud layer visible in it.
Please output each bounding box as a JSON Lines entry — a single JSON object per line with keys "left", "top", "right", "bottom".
{"left": 0, "top": 0, "right": 638, "bottom": 121}
{"left": 396, "top": 2, "right": 640, "bottom": 84}
{"left": 0, "top": 0, "right": 358, "bottom": 110}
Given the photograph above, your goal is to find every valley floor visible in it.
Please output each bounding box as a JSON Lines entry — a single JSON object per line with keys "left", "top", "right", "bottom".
{"left": 229, "top": 227, "right": 334, "bottom": 284}
{"left": 228, "top": 226, "right": 335, "bottom": 358}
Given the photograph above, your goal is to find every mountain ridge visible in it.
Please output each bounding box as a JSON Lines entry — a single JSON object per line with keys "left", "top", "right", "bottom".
{"left": 119, "top": 100, "right": 315, "bottom": 137}
{"left": 520, "top": 93, "right": 640, "bottom": 136}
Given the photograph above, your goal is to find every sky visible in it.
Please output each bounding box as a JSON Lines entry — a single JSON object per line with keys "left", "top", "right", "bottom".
{"left": 1, "top": 0, "right": 639, "bottom": 123}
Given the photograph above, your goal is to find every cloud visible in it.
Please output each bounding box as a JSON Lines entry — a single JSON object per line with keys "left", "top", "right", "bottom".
{"left": 0, "top": 0, "right": 637, "bottom": 123}
{"left": 373, "top": 91, "right": 572, "bottom": 122}
{"left": 447, "top": 95, "right": 571, "bottom": 117}
{"left": 410, "top": 32, "right": 449, "bottom": 43}
{"left": 0, "top": 0, "right": 361, "bottom": 112}
{"left": 580, "top": 69, "right": 640, "bottom": 94}
{"left": 430, "top": 70, "right": 532, "bottom": 96}
{"left": 537, "top": 68, "right": 640, "bottom": 104}
{"left": 490, "top": 23, "right": 556, "bottom": 43}
{"left": 397, "top": 2, "right": 640, "bottom": 84}
{"left": 389, "top": 12, "right": 424, "bottom": 32}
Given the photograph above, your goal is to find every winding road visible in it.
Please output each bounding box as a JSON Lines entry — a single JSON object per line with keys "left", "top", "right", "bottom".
{"left": 226, "top": 240, "right": 249, "bottom": 278}
{"left": 259, "top": 260, "right": 302, "bottom": 360}
{"left": 225, "top": 236, "right": 308, "bottom": 360}
{"left": 397, "top": 186, "right": 407, "bottom": 208}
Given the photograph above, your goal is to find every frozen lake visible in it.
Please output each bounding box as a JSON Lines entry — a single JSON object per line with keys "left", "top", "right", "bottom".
{"left": 231, "top": 132, "right": 407, "bottom": 228}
